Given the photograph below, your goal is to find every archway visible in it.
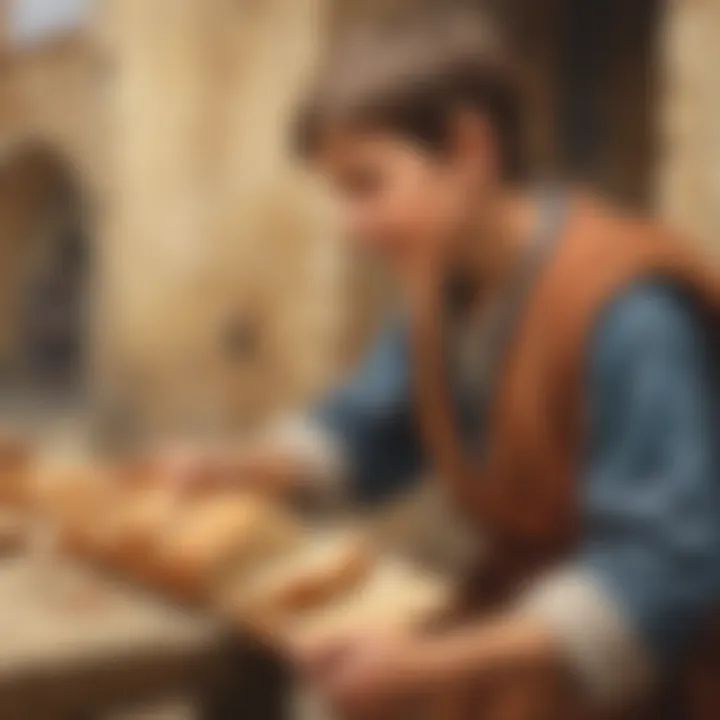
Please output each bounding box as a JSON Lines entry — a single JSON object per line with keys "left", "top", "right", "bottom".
{"left": 0, "top": 143, "right": 90, "bottom": 407}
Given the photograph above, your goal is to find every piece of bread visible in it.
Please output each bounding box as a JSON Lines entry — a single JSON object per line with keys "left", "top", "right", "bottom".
{"left": 0, "top": 437, "right": 31, "bottom": 508}
{"left": 36, "top": 470, "right": 104, "bottom": 523}
{"left": 282, "top": 558, "right": 451, "bottom": 646}
{"left": 51, "top": 475, "right": 187, "bottom": 581}
{"left": 43, "top": 470, "right": 123, "bottom": 559}
{"left": 218, "top": 530, "right": 374, "bottom": 625}
{"left": 0, "top": 510, "right": 28, "bottom": 557}
{"left": 98, "top": 484, "right": 186, "bottom": 576}
{"left": 149, "top": 493, "right": 302, "bottom": 602}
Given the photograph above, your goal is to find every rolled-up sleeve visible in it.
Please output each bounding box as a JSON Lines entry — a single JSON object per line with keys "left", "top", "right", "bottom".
{"left": 520, "top": 281, "right": 720, "bottom": 706}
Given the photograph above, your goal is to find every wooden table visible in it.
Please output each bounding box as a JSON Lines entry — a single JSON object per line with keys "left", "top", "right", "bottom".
{"left": 0, "top": 551, "right": 287, "bottom": 719}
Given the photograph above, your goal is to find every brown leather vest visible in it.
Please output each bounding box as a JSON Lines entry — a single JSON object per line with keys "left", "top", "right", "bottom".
{"left": 412, "top": 196, "right": 720, "bottom": 718}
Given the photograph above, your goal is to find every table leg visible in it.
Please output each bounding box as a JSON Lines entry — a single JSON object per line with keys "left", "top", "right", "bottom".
{"left": 200, "top": 636, "right": 291, "bottom": 720}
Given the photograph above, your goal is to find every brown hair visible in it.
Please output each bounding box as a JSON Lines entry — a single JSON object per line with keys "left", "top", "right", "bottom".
{"left": 295, "top": 10, "right": 527, "bottom": 182}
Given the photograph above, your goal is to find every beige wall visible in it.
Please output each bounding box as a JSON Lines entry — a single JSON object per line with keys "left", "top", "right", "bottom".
{"left": 0, "top": 1, "right": 349, "bottom": 441}
{"left": 95, "top": 0, "right": 346, "bottom": 440}
{"left": 659, "top": 0, "right": 720, "bottom": 255}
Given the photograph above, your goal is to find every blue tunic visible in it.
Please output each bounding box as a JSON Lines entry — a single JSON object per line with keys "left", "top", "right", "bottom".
{"left": 315, "top": 280, "right": 720, "bottom": 668}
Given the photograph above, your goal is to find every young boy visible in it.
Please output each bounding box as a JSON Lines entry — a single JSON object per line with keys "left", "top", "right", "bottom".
{"left": 160, "top": 12, "right": 720, "bottom": 719}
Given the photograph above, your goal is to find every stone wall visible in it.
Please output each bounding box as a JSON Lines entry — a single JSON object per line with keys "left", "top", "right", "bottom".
{"left": 0, "top": 0, "right": 350, "bottom": 441}
{"left": 659, "top": 0, "right": 720, "bottom": 255}
{"left": 90, "top": 0, "right": 347, "bottom": 440}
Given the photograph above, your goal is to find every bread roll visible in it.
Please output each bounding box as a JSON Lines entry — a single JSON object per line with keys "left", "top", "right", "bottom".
{"left": 45, "top": 470, "right": 122, "bottom": 558}
{"left": 48, "top": 474, "right": 187, "bottom": 587}
{"left": 284, "top": 559, "right": 451, "bottom": 646}
{"left": 0, "top": 437, "right": 31, "bottom": 507}
{"left": 149, "top": 494, "right": 301, "bottom": 602}
{"left": 99, "top": 484, "right": 185, "bottom": 576}
{"left": 0, "top": 510, "right": 28, "bottom": 556}
{"left": 35, "top": 455, "right": 180, "bottom": 562}
{"left": 219, "top": 531, "right": 373, "bottom": 625}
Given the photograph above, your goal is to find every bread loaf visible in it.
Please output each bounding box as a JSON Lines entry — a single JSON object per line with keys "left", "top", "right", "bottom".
{"left": 149, "top": 494, "right": 302, "bottom": 602}
{"left": 34, "top": 462, "right": 168, "bottom": 564}
{"left": 44, "top": 470, "right": 122, "bottom": 559}
{"left": 37, "top": 462, "right": 376, "bottom": 622}
{"left": 0, "top": 510, "right": 28, "bottom": 556}
{"left": 98, "top": 484, "right": 185, "bottom": 577}
{"left": 282, "top": 559, "right": 451, "bottom": 646}
{"left": 219, "top": 530, "right": 373, "bottom": 625}
{"left": 0, "top": 437, "right": 31, "bottom": 507}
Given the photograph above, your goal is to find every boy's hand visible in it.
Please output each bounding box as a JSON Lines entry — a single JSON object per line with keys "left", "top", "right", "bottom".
{"left": 292, "top": 616, "right": 573, "bottom": 720}
{"left": 148, "top": 444, "right": 302, "bottom": 498}
{"left": 294, "top": 630, "right": 437, "bottom": 719}
{"left": 147, "top": 446, "right": 232, "bottom": 496}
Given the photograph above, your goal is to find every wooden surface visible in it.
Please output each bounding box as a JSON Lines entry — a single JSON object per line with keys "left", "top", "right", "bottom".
{"left": 0, "top": 549, "right": 229, "bottom": 718}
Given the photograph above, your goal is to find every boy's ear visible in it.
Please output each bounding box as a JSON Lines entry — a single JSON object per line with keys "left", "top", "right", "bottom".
{"left": 449, "top": 109, "right": 499, "bottom": 181}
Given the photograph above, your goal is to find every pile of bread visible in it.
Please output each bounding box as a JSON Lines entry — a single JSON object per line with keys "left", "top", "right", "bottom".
{"left": 0, "top": 438, "right": 449, "bottom": 646}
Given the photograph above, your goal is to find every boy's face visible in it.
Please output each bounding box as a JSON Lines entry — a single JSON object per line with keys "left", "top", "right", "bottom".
{"left": 317, "top": 126, "right": 491, "bottom": 283}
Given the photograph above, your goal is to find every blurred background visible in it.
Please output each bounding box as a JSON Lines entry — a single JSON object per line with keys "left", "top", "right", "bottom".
{"left": 0, "top": 0, "right": 716, "bottom": 452}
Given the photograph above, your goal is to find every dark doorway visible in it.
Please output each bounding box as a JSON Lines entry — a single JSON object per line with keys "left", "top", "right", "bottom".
{"left": 501, "top": 0, "right": 663, "bottom": 206}
{"left": 0, "top": 145, "right": 89, "bottom": 402}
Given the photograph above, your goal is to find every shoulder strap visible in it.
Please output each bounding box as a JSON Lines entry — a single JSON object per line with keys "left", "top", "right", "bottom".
{"left": 454, "top": 187, "right": 571, "bottom": 454}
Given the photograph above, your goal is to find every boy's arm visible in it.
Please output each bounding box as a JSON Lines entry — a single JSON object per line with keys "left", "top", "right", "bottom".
{"left": 308, "top": 319, "right": 424, "bottom": 504}
{"left": 300, "top": 281, "right": 720, "bottom": 718}
{"left": 515, "top": 281, "right": 720, "bottom": 709}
